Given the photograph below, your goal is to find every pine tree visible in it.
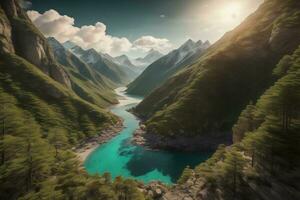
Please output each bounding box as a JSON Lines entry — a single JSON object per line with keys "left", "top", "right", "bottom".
{"left": 47, "top": 127, "right": 69, "bottom": 158}
{"left": 221, "top": 147, "right": 246, "bottom": 199}
{"left": 80, "top": 114, "right": 97, "bottom": 138}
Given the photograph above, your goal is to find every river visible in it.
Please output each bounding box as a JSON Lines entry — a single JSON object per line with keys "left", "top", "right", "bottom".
{"left": 84, "top": 87, "right": 210, "bottom": 184}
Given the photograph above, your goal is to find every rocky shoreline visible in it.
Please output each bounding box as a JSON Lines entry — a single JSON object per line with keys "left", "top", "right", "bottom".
{"left": 136, "top": 177, "right": 208, "bottom": 200}
{"left": 132, "top": 126, "right": 232, "bottom": 152}
{"left": 76, "top": 120, "right": 124, "bottom": 162}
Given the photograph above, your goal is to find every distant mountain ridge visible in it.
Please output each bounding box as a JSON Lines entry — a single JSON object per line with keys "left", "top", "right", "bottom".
{"left": 47, "top": 37, "right": 117, "bottom": 106}
{"left": 134, "top": 0, "right": 300, "bottom": 149}
{"left": 64, "top": 42, "right": 133, "bottom": 85}
{"left": 0, "top": 0, "right": 118, "bottom": 144}
{"left": 113, "top": 54, "right": 141, "bottom": 78}
{"left": 126, "top": 39, "right": 210, "bottom": 96}
{"left": 132, "top": 49, "right": 164, "bottom": 69}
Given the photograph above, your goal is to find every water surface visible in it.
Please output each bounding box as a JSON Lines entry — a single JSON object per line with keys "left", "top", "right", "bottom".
{"left": 84, "top": 88, "right": 210, "bottom": 184}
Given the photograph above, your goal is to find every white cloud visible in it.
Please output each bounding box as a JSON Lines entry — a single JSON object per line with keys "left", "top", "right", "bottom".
{"left": 27, "top": 9, "right": 173, "bottom": 56}
{"left": 133, "top": 36, "right": 173, "bottom": 53}
{"left": 28, "top": 10, "right": 79, "bottom": 43}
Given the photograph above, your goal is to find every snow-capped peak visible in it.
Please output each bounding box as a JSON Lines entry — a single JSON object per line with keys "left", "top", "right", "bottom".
{"left": 178, "top": 39, "right": 197, "bottom": 52}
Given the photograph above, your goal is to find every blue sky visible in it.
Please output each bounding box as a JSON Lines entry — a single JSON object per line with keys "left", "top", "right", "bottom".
{"left": 27, "top": 0, "right": 263, "bottom": 58}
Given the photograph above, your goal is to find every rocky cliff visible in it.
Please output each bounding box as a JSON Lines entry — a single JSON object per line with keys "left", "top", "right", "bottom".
{"left": 0, "top": 0, "right": 118, "bottom": 144}
{"left": 0, "top": 0, "right": 71, "bottom": 87}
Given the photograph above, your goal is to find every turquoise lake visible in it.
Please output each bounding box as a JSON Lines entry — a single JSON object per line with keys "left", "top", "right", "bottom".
{"left": 84, "top": 88, "right": 211, "bottom": 184}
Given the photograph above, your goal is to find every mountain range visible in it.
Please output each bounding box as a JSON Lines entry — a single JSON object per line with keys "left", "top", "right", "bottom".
{"left": 113, "top": 54, "right": 141, "bottom": 78}
{"left": 1, "top": 0, "right": 300, "bottom": 199}
{"left": 127, "top": 39, "right": 210, "bottom": 96}
{"left": 47, "top": 37, "right": 118, "bottom": 106}
{"left": 133, "top": 0, "right": 300, "bottom": 149}
{"left": 64, "top": 43, "right": 134, "bottom": 85}
{"left": 0, "top": 0, "right": 120, "bottom": 144}
{"left": 132, "top": 49, "right": 164, "bottom": 69}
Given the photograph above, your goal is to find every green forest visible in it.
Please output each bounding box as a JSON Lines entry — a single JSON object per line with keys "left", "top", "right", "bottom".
{"left": 0, "top": 0, "right": 299, "bottom": 199}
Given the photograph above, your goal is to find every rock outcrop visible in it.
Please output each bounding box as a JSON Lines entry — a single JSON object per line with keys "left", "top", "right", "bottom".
{"left": 0, "top": 7, "right": 14, "bottom": 54}
{"left": 0, "top": 0, "right": 71, "bottom": 87}
{"left": 132, "top": 128, "right": 231, "bottom": 152}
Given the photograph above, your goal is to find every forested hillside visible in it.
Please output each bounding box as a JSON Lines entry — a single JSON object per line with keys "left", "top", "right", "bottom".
{"left": 67, "top": 45, "right": 133, "bottom": 86}
{"left": 134, "top": 0, "right": 300, "bottom": 150}
{"left": 170, "top": 45, "right": 300, "bottom": 200}
{"left": 0, "top": 0, "right": 147, "bottom": 199}
{"left": 127, "top": 40, "right": 210, "bottom": 96}
{"left": 48, "top": 37, "right": 118, "bottom": 107}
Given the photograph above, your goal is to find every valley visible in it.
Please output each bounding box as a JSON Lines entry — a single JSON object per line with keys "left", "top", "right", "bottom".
{"left": 0, "top": 0, "right": 299, "bottom": 199}
{"left": 84, "top": 88, "right": 211, "bottom": 184}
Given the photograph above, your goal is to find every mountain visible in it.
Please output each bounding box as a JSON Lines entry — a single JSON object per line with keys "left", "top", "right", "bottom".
{"left": 114, "top": 55, "right": 135, "bottom": 68}
{"left": 133, "top": 0, "right": 300, "bottom": 150}
{"left": 0, "top": 0, "right": 119, "bottom": 137}
{"left": 47, "top": 37, "right": 118, "bottom": 106}
{"left": 139, "top": 49, "right": 164, "bottom": 64}
{"left": 114, "top": 54, "right": 141, "bottom": 78}
{"left": 127, "top": 39, "right": 210, "bottom": 96}
{"left": 0, "top": 2, "right": 70, "bottom": 88}
{"left": 65, "top": 44, "right": 132, "bottom": 85}
{"left": 133, "top": 49, "right": 164, "bottom": 69}
{"left": 166, "top": 45, "right": 300, "bottom": 200}
{"left": 62, "top": 40, "right": 77, "bottom": 49}
{"left": 0, "top": 1, "right": 146, "bottom": 199}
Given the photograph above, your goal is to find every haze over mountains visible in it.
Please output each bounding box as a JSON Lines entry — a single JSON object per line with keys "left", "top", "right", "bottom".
{"left": 47, "top": 37, "right": 118, "bottom": 106}
{"left": 64, "top": 40, "right": 164, "bottom": 80}
{"left": 132, "top": 49, "right": 164, "bottom": 69}
{"left": 64, "top": 43, "right": 131, "bottom": 85}
{"left": 1, "top": 0, "right": 300, "bottom": 199}
{"left": 127, "top": 39, "right": 210, "bottom": 96}
{"left": 134, "top": 0, "right": 300, "bottom": 144}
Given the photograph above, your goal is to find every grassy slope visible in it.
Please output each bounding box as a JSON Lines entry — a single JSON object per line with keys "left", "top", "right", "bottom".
{"left": 48, "top": 38, "right": 118, "bottom": 107}
{"left": 78, "top": 48, "right": 132, "bottom": 86}
{"left": 92, "top": 56, "right": 131, "bottom": 86}
{"left": 0, "top": 52, "right": 118, "bottom": 144}
{"left": 0, "top": 3, "right": 146, "bottom": 199}
{"left": 0, "top": 2, "right": 121, "bottom": 143}
{"left": 135, "top": 0, "right": 300, "bottom": 138}
{"left": 126, "top": 54, "right": 181, "bottom": 96}
{"left": 126, "top": 44, "right": 207, "bottom": 96}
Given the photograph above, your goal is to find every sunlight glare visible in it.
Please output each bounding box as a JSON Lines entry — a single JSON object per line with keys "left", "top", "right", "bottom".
{"left": 222, "top": 2, "right": 242, "bottom": 20}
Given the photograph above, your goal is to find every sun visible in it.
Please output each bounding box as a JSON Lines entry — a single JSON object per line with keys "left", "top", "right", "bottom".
{"left": 223, "top": 3, "right": 242, "bottom": 19}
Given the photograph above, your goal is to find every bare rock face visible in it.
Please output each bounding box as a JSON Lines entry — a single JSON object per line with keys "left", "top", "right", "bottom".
{"left": 0, "top": 7, "right": 14, "bottom": 53}
{"left": 0, "top": 0, "right": 71, "bottom": 88}
{"left": 1, "top": 0, "right": 18, "bottom": 18}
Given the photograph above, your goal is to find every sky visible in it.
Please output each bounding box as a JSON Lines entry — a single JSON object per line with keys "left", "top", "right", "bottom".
{"left": 23, "top": 0, "right": 263, "bottom": 58}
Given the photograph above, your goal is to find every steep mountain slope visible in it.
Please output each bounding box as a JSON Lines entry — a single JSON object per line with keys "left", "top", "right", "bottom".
{"left": 114, "top": 54, "right": 141, "bottom": 77}
{"left": 0, "top": 1, "right": 147, "bottom": 199}
{"left": 132, "top": 49, "right": 164, "bottom": 70}
{"left": 114, "top": 55, "right": 136, "bottom": 70}
{"left": 127, "top": 39, "right": 210, "bottom": 96}
{"left": 134, "top": 0, "right": 300, "bottom": 149}
{"left": 65, "top": 43, "right": 133, "bottom": 85}
{"left": 0, "top": 0, "right": 71, "bottom": 88}
{"left": 0, "top": 0, "right": 118, "bottom": 142}
{"left": 48, "top": 37, "right": 118, "bottom": 107}
{"left": 164, "top": 45, "right": 300, "bottom": 200}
